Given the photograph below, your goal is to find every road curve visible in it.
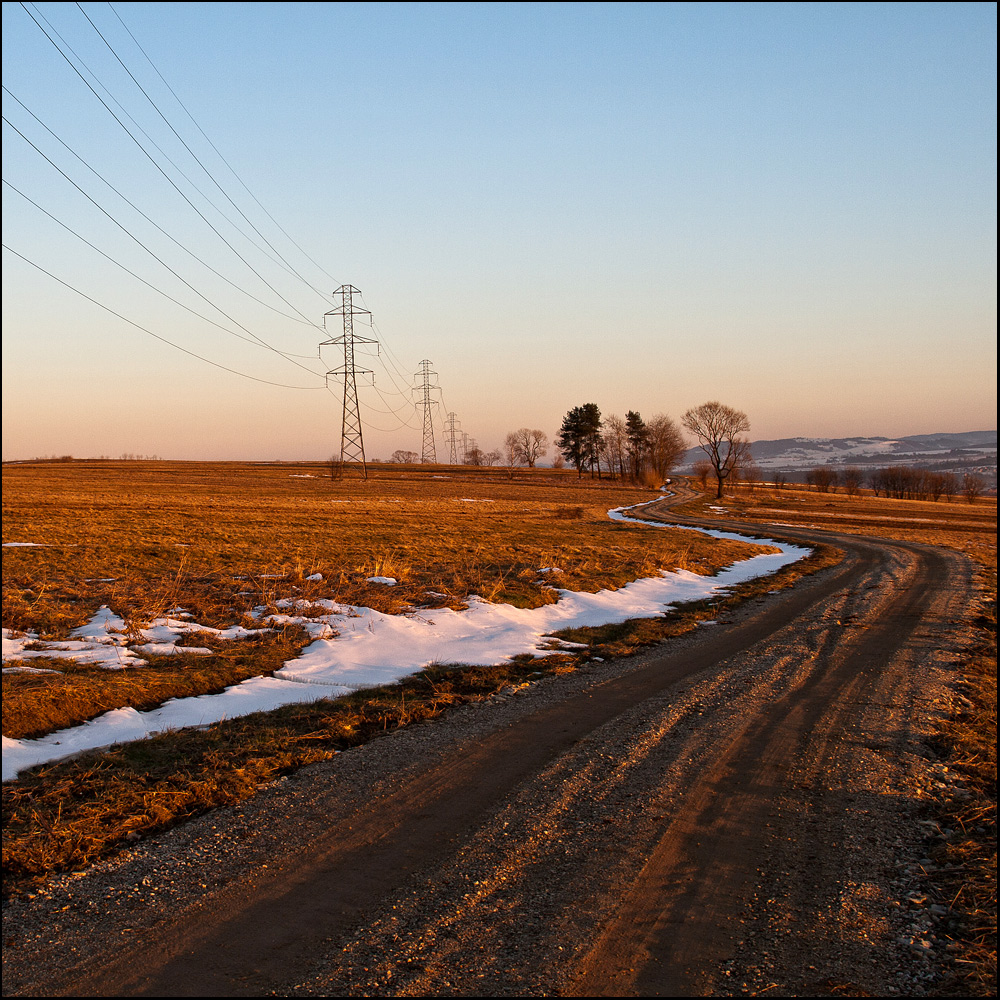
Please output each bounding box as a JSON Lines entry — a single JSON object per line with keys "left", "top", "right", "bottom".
{"left": 2, "top": 505, "right": 975, "bottom": 997}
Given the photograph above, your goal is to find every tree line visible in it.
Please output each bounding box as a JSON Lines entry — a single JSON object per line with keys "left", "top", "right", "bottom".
{"left": 554, "top": 400, "right": 750, "bottom": 496}
{"left": 805, "top": 465, "right": 986, "bottom": 502}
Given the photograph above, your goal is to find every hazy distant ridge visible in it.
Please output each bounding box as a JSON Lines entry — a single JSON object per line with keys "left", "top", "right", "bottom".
{"left": 683, "top": 430, "right": 996, "bottom": 480}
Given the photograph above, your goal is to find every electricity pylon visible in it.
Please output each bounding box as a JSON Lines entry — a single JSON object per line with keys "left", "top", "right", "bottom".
{"left": 444, "top": 412, "right": 461, "bottom": 465}
{"left": 321, "top": 285, "right": 375, "bottom": 478}
{"left": 413, "top": 359, "right": 439, "bottom": 464}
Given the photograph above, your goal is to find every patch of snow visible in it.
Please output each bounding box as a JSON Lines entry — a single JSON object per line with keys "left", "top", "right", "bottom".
{"left": 2, "top": 499, "right": 810, "bottom": 780}
{"left": 131, "top": 644, "right": 214, "bottom": 657}
{"left": 2, "top": 674, "right": 352, "bottom": 780}
{"left": 366, "top": 576, "right": 398, "bottom": 586}
{"left": 2, "top": 541, "right": 49, "bottom": 547}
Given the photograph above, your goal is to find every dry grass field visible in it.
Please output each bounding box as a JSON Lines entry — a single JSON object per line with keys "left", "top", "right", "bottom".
{"left": 689, "top": 484, "right": 996, "bottom": 566}
{"left": 2, "top": 460, "right": 775, "bottom": 736}
{"left": 3, "top": 460, "right": 767, "bottom": 636}
{"left": 4, "top": 460, "right": 811, "bottom": 887}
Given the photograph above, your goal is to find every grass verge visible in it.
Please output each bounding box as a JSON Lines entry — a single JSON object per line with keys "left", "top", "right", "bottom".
{"left": 928, "top": 574, "right": 996, "bottom": 996}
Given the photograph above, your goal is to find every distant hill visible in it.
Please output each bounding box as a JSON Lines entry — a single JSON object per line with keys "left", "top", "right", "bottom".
{"left": 682, "top": 431, "right": 997, "bottom": 485}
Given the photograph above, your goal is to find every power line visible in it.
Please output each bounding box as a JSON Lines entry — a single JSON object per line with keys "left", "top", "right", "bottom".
{"left": 20, "top": 1, "right": 324, "bottom": 331}
{"left": 106, "top": 0, "right": 340, "bottom": 291}
{"left": 3, "top": 244, "right": 326, "bottom": 390}
{"left": 2, "top": 88, "right": 318, "bottom": 328}
{"left": 3, "top": 177, "right": 311, "bottom": 357}
{"left": 2, "top": 117, "right": 323, "bottom": 379}
{"left": 76, "top": 1, "right": 334, "bottom": 305}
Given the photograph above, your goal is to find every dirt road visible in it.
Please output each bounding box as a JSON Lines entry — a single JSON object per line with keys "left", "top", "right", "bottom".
{"left": 2, "top": 510, "right": 975, "bottom": 997}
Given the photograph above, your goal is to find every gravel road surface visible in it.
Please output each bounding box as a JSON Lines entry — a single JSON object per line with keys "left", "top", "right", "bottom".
{"left": 2, "top": 513, "right": 976, "bottom": 997}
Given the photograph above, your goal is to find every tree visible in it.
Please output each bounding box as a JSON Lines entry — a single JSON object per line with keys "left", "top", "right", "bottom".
{"left": 739, "top": 459, "right": 762, "bottom": 495}
{"left": 625, "top": 411, "right": 648, "bottom": 481}
{"left": 806, "top": 466, "right": 838, "bottom": 493}
{"left": 557, "top": 404, "right": 602, "bottom": 478}
{"left": 842, "top": 467, "right": 864, "bottom": 497}
{"left": 646, "top": 414, "right": 686, "bottom": 481}
{"left": 506, "top": 428, "right": 549, "bottom": 468}
{"left": 390, "top": 449, "right": 419, "bottom": 464}
{"left": 503, "top": 432, "right": 521, "bottom": 477}
{"left": 692, "top": 459, "right": 712, "bottom": 490}
{"left": 601, "top": 414, "right": 628, "bottom": 480}
{"left": 682, "top": 401, "right": 751, "bottom": 498}
{"left": 962, "top": 472, "right": 985, "bottom": 503}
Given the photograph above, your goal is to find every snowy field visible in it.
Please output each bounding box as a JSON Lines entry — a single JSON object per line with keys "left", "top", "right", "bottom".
{"left": 2, "top": 503, "right": 809, "bottom": 780}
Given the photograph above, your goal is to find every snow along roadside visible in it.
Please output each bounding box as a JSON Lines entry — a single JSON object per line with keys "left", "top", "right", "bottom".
{"left": 2, "top": 501, "right": 809, "bottom": 781}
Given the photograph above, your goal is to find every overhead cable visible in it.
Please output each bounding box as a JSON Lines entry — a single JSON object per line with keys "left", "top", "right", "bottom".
{"left": 107, "top": 0, "right": 341, "bottom": 291}
{"left": 3, "top": 244, "right": 327, "bottom": 390}
{"left": 20, "top": 1, "right": 325, "bottom": 331}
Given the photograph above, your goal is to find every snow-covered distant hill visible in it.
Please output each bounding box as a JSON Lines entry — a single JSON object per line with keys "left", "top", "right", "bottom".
{"left": 682, "top": 431, "right": 997, "bottom": 484}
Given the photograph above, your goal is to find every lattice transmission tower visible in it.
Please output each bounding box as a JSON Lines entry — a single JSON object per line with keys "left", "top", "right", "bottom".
{"left": 444, "top": 412, "right": 462, "bottom": 465}
{"left": 321, "top": 285, "right": 375, "bottom": 478}
{"left": 413, "top": 359, "right": 439, "bottom": 464}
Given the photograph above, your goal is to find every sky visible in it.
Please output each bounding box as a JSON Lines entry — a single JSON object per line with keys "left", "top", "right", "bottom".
{"left": 2, "top": 1, "right": 996, "bottom": 461}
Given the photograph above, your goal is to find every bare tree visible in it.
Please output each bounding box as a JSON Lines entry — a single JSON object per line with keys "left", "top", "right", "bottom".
{"left": 806, "top": 466, "right": 838, "bottom": 493}
{"left": 505, "top": 428, "right": 548, "bottom": 468}
{"left": 682, "top": 401, "right": 751, "bottom": 498}
{"left": 646, "top": 414, "right": 686, "bottom": 481}
{"left": 503, "top": 432, "right": 522, "bottom": 478}
{"left": 692, "top": 459, "right": 712, "bottom": 490}
{"left": 739, "top": 458, "right": 762, "bottom": 495}
{"left": 962, "top": 472, "right": 985, "bottom": 503}
{"left": 842, "top": 467, "right": 863, "bottom": 496}
{"left": 601, "top": 414, "right": 628, "bottom": 480}
{"left": 390, "top": 449, "right": 419, "bottom": 464}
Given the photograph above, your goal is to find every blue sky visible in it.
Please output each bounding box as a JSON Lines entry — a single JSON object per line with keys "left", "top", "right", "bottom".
{"left": 2, "top": 2, "right": 995, "bottom": 461}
